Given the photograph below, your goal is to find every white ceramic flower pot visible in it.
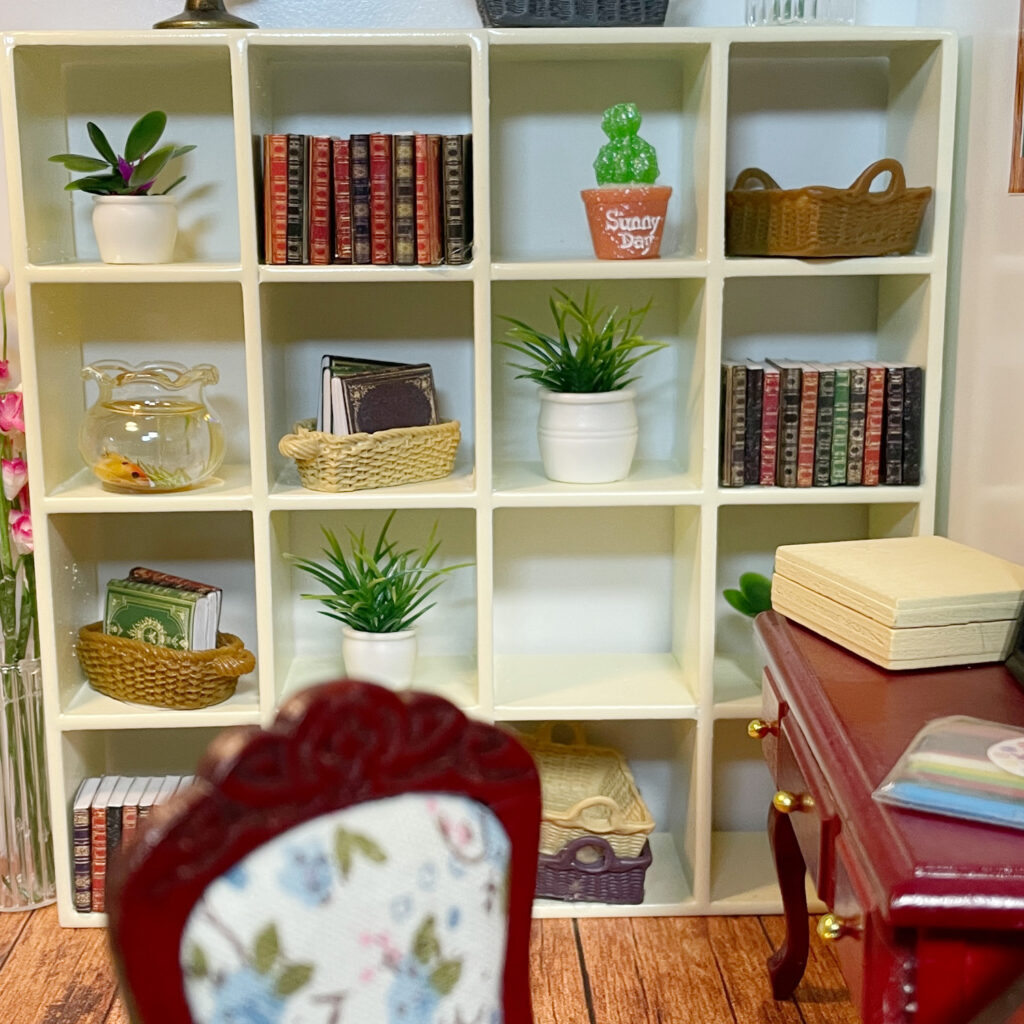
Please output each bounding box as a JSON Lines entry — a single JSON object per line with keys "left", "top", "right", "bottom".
{"left": 537, "top": 387, "right": 639, "bottom": 484}
{"left": 91, "top": 195, "right": 178, "bottom": 264}
{"left": 341, "top": 626, "right": 418, "bottom": 690}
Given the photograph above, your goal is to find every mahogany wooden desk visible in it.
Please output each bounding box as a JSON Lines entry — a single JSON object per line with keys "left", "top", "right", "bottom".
{"left": 753, "top": 611, "right": 1024, "bottom": 1024}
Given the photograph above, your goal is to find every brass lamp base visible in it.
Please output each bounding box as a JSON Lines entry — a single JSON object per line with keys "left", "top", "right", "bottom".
{"left": 154, "top": 0, "right": 257, "bottom": 29}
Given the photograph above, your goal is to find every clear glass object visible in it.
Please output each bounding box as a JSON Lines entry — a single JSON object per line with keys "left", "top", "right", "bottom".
{"left": 746, "top": 0, "right": 855, "bottom": 24}
{"left": 79, "top": 360, "right": 225, "bottom": 492}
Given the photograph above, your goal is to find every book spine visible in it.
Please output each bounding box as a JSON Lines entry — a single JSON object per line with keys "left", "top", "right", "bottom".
{"left": 442, "top": 134, "right": 468, "bottom": 265}
{"left": 128, "top": 567, "right": 216, "bottom": 596}
{"left": 427, "top": 135, "right": 443, "bottom": 265}
{"left": 775, "top": 367, "right": 801, "bottom": 487}
{"left": 882, "top": 364, "right": 906, "bottom": 485}
{"left": 862, "top": 364, "right": 887, "bottom": 486}
{"left": 90, "top": 805, "right": 108, "bottom": 912}
{"left": 796, "top": 366, "right": 819, "bottom": 488}
{"left": 106, "top": 805, "right": 123, "bottom": 867}
{"left": 350, "top": 134, "right": 371, "bottom": 265}
{"left": 901, "top": 365, "right": 923, "bottom": 486}
{"left": 264, "top": 134, "right": 289, "bottom": 265}
{"left": 759, "top": 368, "right": 780, "bottom": 487}
{"left": 307, "top": 136, "right": 332, "bottom": 266}
{"left": 415, "top": 133, "right": 433, "bottom": 266}
{"left": 285, "top": 133, "right": 305, "bottom": 265}
{"left": 369, "top": 132, "right": 393, "bottom": 265}
{"left": 728, "top": 364, "right": 747, "bottom": 487}
{"left": 393, "top": 132, "right": 417, "bottom": 267}
{"left": 812, "top": 367, "right": 835, "bottom": 487}
{"left": 846, "top": 365, "right": 868, "bottom": 485}
{"left": 743, "top": 366, "right": 763, "bottom": 486}
{"left": 121, "top": 802, "right": 138, "bottom": 843}
{"left": 462, "top": 133, "right": 473, "bottom": 261}
{"left": 72, "top": 804, "right": 92, "bottom": 913}
{"left": 719, "top": 365, "right": 731, "bottom": 487}
{"left": 830, "top": 366, "right": 851, "bottom": 486}
{"left": 331, "top": 137, "right": 352, "bottom": 264}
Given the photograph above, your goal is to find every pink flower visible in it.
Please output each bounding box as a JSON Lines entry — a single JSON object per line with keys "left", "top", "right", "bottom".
{"left": 0, "top": 391, "right": 24, "bottom": 434}
{"left": 9, "top": 509, "right": 31, "bottom": 555}
{"left": 2, "top": 458, "right": 26, "bottom": 502}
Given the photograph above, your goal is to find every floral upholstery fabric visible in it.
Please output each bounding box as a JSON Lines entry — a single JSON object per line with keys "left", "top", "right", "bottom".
{"left": 180, "top": 792, "right": 511, "bottom": 1024}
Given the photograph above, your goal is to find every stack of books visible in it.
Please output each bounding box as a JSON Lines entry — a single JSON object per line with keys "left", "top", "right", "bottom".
{"left": 261, "top": 131, "right": 473, "bottom": 267}
{"left": 317, "top": 354, "right": 440, "bottom": 436}
{"left": 72, "top": 774, "right": 194, "bottom": 913}
{"left": 720, "top": 359, "right": 924, "bottom": 489}
{"left": 102, "top": 567, "right": 222, "bottom": 652}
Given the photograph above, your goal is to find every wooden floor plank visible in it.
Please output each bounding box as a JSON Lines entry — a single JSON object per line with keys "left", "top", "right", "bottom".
{"left": 0, "top": 910, "right": 30, "bottom": 970}
{"left": 761, "top": 916, "right": 858, "bottom": 1024}
{"left": 530, "top": 918, "right": 592, "bottom": 1024}
{"left": 707, "top": 916, "right": 804, "bottom": 1024}
{"left": 0, "top": 905, "right": 119, "bottom": 1023}
{"left": 577, "top": 917, "right": 656, "bottom": 1024}
{"left": 629, "top": 916, "right": 738, "bottom": 1024}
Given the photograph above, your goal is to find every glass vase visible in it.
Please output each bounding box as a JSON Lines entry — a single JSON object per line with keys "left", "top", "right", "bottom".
{"left": 746, "top": 0, "right": 855, "bottom": 24}
{"left": 0, "top": 659, "right": 55, "bottom": 910}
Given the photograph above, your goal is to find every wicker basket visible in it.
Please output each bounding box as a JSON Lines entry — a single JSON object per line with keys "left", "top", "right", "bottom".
{"left": 725, "top": 158, "right": 933, "bottom": 258}
{"left": 278, "top": 419, "right": 460, "bottom": 493}
{"left": 475, "top": 0, "right": 668, "bottom": 27}
{"left": 536, "top": 835, "right": 652, "bottom": 904}
{"left": 76, "top": 622, "right": 256, "bottom": 710}
{"left": 520, "top": 723, "right": 655, "bottom": 858}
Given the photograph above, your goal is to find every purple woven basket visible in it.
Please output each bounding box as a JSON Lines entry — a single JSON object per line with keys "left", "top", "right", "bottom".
{"left": 536, "top": 835, "right": 652, "bottom": 904}
{"left": 475, "top": 0, "right": 669, "bottom": 27}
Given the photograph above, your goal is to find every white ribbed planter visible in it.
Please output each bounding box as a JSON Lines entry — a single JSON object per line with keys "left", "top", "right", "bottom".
{"left": 341, "top": 626, "right": 418, "bottom": 690}
{"left": 91, "top": 195, "right": 178, "bottom": 264}
{"left": 537, "top": 387, "right": 639, "bottom": 484}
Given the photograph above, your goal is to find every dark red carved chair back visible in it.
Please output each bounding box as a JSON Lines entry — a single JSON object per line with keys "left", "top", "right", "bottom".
{"left": 106, "top": 679, "right": 541, "bottom": 1023}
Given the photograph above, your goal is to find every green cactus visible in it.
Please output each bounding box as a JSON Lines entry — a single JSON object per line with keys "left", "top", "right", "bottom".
{"left": 593, "top": 102, "right": 660, "bottom": 186}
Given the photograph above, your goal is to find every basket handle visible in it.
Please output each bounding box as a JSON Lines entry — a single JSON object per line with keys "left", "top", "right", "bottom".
{"left": 732, "top": 167, "right": 781, "bottom": 191}
{"left": 563, "top": 794, "right": 627, "bottom": 831}
{"left": 211, "top": 645, "right": 256, "bottom": 676}
{"left": 551, "top": 836, "right": 616, "bottom": 872}
{"left": 279, "top": 431, "right": 322, "bottom": 461}
{"left": 848, "top": 158, "right": 907, "bottom": 201}
{"left": 534, "top": 721, "right": 588, "bottom": 746}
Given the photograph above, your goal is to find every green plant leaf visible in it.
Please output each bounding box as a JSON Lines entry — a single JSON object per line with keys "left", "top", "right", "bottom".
{"left": 253, "top": 923, "right": 280, "bottom": 974}
{"left": 430, "top": 959, "right": 462, "bottom": 996}
{"left": 723, "top": 588, "right": 756, "bottom": 617}
{"left": 739, "top": 572, "right": 773, "bottom": 613}
{"left": 160, "top": 175, "right": 186, "bottom": 195}
{"left": 129, "top": 143, "right": 174, "bottom": 188}
{"left": 413, "top": 916, "right": 440, "bottom": 965}
{"left": 275, "top": 962, "right": 314, "bottom": 996}
{"left": 64, "top": 174, "right": 126, "bottom": 194}
{"left": 47, "top": 154, "right": 110, "bottom": 172}
{"left": 124, "top": 110, "right": 167, "bottom": 162}
{"left": 86, "top": 121, "right": 118, "bottom": 165}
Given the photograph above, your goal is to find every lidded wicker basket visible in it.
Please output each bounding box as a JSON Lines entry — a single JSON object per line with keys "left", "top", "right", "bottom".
{"left": 75, "top": 622, "right": 255, "bottom": 710}
{"left": 725, "top": 158, "right": 933, "bottom": 258}
{"left": 279, "top": 419, "right": 460, "bottom": 493}
{"left": 475, "top": 0, "right": 668, "bottom": 27}
{"left": 520, "top": 723, "right": 654, "bottom": 858}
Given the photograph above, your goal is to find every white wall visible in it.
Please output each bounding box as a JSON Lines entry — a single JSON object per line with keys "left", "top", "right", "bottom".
{"left": 1, "top": 0, "right": 1019, "bottom": 563}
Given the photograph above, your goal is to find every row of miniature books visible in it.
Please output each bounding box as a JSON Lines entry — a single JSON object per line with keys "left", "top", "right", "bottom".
{"left": 260, "top": 131, "right": 473, "bottom": 267}
{"left": 317, "top": 353, "right": 440, "bottom": 436}
{"left": 720, "top": 358, "right": 923, "bottom": 488}
{"left": 72, "top": 774, "right": 194, "bottom": 914}
{"left": 102, "top": 566, "right": 222, "bottom": 652}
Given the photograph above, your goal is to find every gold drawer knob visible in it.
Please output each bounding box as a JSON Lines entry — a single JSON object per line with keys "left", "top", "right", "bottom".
{"left": 747, "top": 718, "right": 777, "bottom": 739}
{"left": 817, "top": 912, "right": 861, "bottom": 942}
{"left": 772, "top": 789, "right": 815, "bottom": 814}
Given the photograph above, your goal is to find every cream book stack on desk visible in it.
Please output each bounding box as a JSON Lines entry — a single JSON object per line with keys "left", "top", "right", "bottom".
{"left": 771, "top": 536, "right": 1024, "bottom": 670}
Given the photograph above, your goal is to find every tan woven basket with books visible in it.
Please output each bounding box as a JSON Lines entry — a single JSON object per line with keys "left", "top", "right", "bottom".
{"left": 520, "top": 723, "right": 655, "bottom": 858}
{"left": 279, "top": 419, "right": 460, "bottom": 493}
{"left": 76, "top": 622, "right": 256, "bottom": 710}
{"left": 725, "top": 158, "right": 932, "bottom": 258}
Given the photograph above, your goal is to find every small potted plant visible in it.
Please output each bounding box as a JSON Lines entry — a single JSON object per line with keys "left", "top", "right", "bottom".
{"left": 284, "top": 512, "right": 471, "bottom": 690}
{"left": 49, "top": 110, "right": 195, "bottom": 264}
{"left": 581, "top": 102, "right": 673, "bottom": 260}
{"left": 723, "top": 572, "right": 773, "bottom": 619}
{"left": 498, "top": 287, "right": 667, "bottom": 484}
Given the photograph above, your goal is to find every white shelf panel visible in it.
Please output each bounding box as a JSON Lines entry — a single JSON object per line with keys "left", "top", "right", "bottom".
{"left": 709, "top": 830, "right": 824, "bottom": 914}
{"left": 491, "top": 258, "right": 709, "bottom": 281}
{"left": 715, "top": 484, "right": 928, "bottom": 505}
{"left": 712, "top": 655, "right": 763, "bottom": 717}
{"left": 531, "top": 832, "right": 693, "bottom": 918}
{"left": 722, "top": 255, "right": 938, "bottom": 278}
{"left": 494, "top": 654, "right": 698, "bottom": 719}
{"left": 258, "top": 264, "right": 477, "bottom": 284}
{"left": 42, "top": 465, "right": 254, "bottom": 513}
{"left": 24, "top": 261, "right": 245, "bottom": 282}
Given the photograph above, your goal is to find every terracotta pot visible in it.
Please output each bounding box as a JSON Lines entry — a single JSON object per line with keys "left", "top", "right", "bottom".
{"left": 580, "top": 185, "right": 672, "bottom": 260}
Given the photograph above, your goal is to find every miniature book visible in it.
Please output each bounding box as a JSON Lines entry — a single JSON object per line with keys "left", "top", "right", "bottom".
{"left": 104, "top": 577, "right": 217, "bottom": 651}
{"left": 332, "top": 363, "right": 438, "bottom": 435}
{"left": 127, "top": 566, "right": 222, "bottom": 635}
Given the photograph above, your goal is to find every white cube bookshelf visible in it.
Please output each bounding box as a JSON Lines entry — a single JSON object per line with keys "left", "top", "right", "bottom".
{"left": 0, "top": 25, "right": 956, "bottom": 926}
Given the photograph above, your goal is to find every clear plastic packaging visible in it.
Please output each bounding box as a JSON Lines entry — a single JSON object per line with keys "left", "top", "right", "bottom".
{"left": 873, "top": 716, "right": 1024, "bottom": 831}
{"left": 746, "top": 0, "right": 856, "bottom": 25}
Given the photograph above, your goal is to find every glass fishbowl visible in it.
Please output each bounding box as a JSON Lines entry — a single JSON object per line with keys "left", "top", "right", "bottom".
{"left": 78, "top": 360, "right": 225, "bottom": 492}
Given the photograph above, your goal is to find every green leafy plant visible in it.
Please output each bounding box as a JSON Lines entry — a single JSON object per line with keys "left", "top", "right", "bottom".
{"left": 723, "top": 572, "right": 773, "bottom": 618}
{"left": 285, "top": 511, "right": 472, "bottom": 634}
{"left": 48, "top": 110, "right": 196, "bottom": 196}
{"left": 498, "top": 287, "right": 667, "bottom": 393}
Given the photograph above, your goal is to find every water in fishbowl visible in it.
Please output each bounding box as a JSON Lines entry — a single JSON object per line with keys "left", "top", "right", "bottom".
{"left": 746, "top": 0, "right": 855, "bottom": 24}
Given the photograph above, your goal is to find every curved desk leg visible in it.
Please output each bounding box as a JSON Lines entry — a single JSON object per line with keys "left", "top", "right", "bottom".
{"left": 767, "top": 803, "right": 810, "bottom": 1000}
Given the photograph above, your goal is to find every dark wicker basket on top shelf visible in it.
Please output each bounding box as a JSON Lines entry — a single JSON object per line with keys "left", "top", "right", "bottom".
{"left": 475, "top": 0, "right": 668, "bottom": 27}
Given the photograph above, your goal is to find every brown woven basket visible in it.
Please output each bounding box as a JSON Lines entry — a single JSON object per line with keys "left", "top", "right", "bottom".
{"left": 76, "top": 622, "right": 256, "bottom": 710}
{"left": 279, "top": 419, "right": 460, "bottom": 493}
{"left": 725, "top": 158, "right": 933, "bottom": 258}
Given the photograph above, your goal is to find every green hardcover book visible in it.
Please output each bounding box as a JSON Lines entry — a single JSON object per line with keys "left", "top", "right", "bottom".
{"left": 830, "top": 362, "right": 852, "bottom": 485}
{"left": 103, "top": 578, "right": 200, "bottom": 651}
